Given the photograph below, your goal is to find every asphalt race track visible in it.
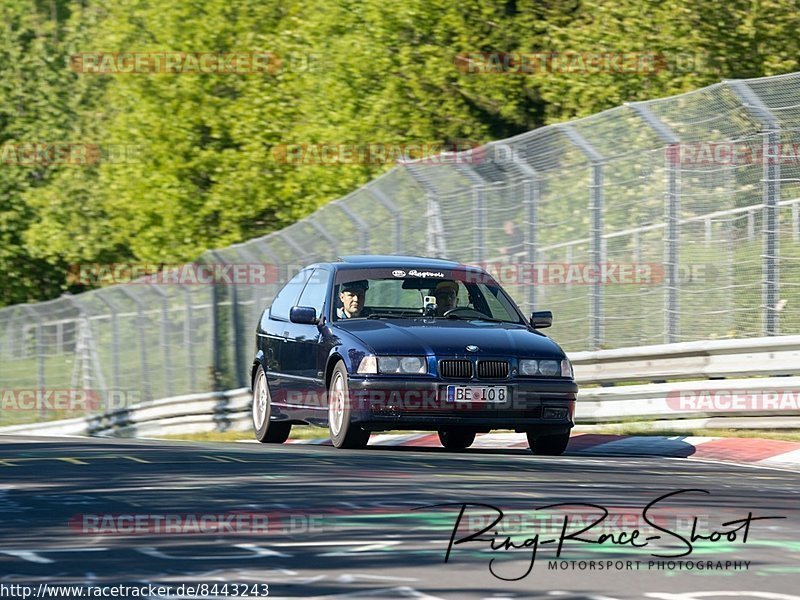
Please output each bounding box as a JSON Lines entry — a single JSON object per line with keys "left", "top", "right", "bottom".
{"left": 1, "top": 435, "right": 799, "bottom": 599}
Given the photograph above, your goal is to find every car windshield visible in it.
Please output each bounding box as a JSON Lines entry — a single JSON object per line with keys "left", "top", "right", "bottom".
{"left": 333, "top": 271, "right": 524, "bottom": 323}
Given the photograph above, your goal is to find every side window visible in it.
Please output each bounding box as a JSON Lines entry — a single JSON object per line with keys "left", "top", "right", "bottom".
{"left": 269, "top": 269, "right": 314, "bottom": 321}
{"left": 296, "top": 268, "right": 330, "bottom": 315}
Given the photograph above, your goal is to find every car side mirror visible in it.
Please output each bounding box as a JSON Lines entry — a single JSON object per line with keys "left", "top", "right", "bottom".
{"left": 530, "top": 310, "right": 553, "bottom": 328}
{"left": 290, "top": 306, "right": 318, "bottom": 324}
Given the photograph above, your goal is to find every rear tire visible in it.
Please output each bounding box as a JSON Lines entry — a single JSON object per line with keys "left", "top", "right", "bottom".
{"left": 252, "top": 365, "right": 292, "bottom": 443}
{"left": 328, "top": 362, "right": 370, "bottom": 449}
{"left": 438, "top": 429, "right": 476, "bottom": 450}
{"left": 527, "top": 431, "right": 570, "bottom": 456}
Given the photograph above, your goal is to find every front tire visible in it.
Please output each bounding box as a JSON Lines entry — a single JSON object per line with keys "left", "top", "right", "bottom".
{"left": 438, "top": 429, "right": 476, "bottom": 450}
{"left": 252, "top": 365, "right": 291, "bottom": 443}
{"left": 527, "top": 431, "right": 570, "bottom": 456}
{"left": 328, "top": 362, "right": 370, "bottom": 449}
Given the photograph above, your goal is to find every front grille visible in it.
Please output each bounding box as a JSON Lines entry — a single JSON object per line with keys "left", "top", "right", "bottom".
{"left": 439, "top": 359, "right": 473, "bottom": 379}
{"left": 477, "top": 360, "right": 509, "bottom": 379}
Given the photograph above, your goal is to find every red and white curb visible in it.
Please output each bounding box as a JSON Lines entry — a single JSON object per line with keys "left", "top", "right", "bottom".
{"left": 286, "top": 432, "right": 800, "bottom": 471}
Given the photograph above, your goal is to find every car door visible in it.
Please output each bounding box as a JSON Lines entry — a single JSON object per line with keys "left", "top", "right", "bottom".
{"left": 282, "top": 267, "right": 332, "bottom": 422}
{"left": 259, "top": 268, "right": 315, "bottom": 412}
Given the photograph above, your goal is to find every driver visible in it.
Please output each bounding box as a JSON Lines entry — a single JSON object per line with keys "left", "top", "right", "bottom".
{"left": 433, "top": 280, "right": 458, "bottom": 316}
{"left": 337, "top": 279, "right": 369, "bottom": 319}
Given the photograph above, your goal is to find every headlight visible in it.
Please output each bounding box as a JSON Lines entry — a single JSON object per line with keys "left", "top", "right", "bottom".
{"left": 519, "top": 359, "right": 539, "bottom": 376}
{"left": 357, "top": 355, "right": 378, "bottom": 374}
{"left": 561, "top": 358, "right": 573, "bottom": 378}
{"left": 519, "top": 358, "right": 567, "bottom": 376}
{"left": 377, "top": 356, "right": 427, "bottom": 374}
{"left": 538, "top": 360, "right": 560, "bottom": 376}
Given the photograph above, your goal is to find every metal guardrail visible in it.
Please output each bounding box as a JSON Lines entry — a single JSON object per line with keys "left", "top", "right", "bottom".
{"left": 0, "top": 388, "right": 251, "bottom": 438}
{"left": 1, "top": 337, "right": 798, "bottom": 437}
{"left": 570, "top": 335, "right": 800, "bottom": 384}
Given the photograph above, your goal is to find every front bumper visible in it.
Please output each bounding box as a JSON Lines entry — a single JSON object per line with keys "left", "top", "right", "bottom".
{"left": 346, "top": 376, "right": 577, "bottom": 433}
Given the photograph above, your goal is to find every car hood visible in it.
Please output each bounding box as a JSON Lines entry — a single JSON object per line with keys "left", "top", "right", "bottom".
{"left": 334, "top": 318, "right": 565, "bottom": 358}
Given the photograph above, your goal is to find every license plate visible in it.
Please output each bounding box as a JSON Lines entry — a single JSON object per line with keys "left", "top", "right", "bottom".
{"left": 447, "top": 385, "right": 508, "bottom": 403}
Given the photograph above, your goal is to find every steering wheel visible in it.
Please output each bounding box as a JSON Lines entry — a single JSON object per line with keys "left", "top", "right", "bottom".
{"left": 442, "top": 307, "right": 488, "bottom": 319}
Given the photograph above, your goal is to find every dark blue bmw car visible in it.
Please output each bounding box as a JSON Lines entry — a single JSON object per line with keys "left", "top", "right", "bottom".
{"left": 251, "top": 256, "right": 577, "bottom": 453}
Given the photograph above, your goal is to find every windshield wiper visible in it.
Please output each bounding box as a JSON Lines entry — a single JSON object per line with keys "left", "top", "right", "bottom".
{"left": 444, "top": 314, "right": 505, "bottom": 323}
{"left": 366, "top": 313, "right": 412, "bottom": 319}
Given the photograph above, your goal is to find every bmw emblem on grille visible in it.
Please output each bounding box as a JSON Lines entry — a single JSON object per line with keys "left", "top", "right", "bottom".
{"left": 466, "top": 345, "right": 480, "bottom": 352}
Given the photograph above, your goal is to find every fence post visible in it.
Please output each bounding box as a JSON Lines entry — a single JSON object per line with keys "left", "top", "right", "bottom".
{"left": 22, "top": 306, "right": 45, "bottom": 419}
{"left": 178, "top": 284, "right": 196, "bottom": 392}
{"left": 148, "top": 284, "right": 173, "bottom": 397}
{"left": 210, "top": 277, "right": 220, "bottom": 390}
{"left": 513, "top": 159, "right": 540, "bottom": 311}
{"left": 367, "top": 183, "right": 403, "bottom": 254}
{"left": 309, "top": 219, "right": 340, "bottom": 258}
{"left": 728, "top": 79, "right": 781, "bottom": 335}
{"left": 562, "top": 125, "right": 605, "bottom": 349}
{"left": 278, "top": 230, "right": 312, "bottom": 262}
{"left": 454, "top": 164, "right": 488, "bottom": 263}
{"left": 335, "top": 201, "right": 370, "bottom": 254}
{"left": 96, "top": 292, "right": 121, "bottom": 391}
{"left": 209, "top": 250, "right": 245, "bottom": 389}
{"left": 118, "top": 287, "right": 151, "bottom": 400}
{"left": 627, "top": 102, "right": 682, "bottom": 343}
{"left": 403, "top": 163, "right": 448, "bottom": 257}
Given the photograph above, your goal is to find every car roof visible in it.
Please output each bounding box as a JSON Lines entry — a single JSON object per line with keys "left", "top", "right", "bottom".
{"left": 298, "top": 255, "right": 467, "bottom": 271}
{"left": 337, "top": 255, "right": 461, "bottom": 268}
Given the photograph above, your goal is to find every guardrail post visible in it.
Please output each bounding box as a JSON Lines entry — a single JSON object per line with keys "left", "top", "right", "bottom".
{"left": 562, "top": 125, "right": 605, "bottom": 349}
{"left": 627, "top": 102, "right": 682, "bottom": 343}
{"left": 728, "top": 80, "right": 781, "bottom": 335}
